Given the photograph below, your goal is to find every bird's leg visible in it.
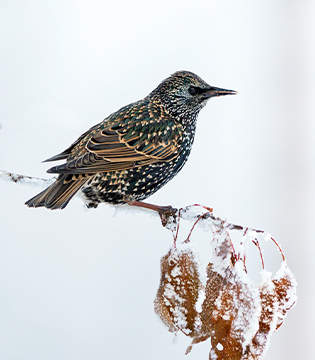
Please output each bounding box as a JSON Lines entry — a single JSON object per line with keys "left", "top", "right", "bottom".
{"left": 125, "top": 199, "right": 178, "bottom": 227}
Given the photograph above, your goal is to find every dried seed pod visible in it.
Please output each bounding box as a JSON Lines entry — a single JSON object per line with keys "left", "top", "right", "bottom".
{"left": 246, "top": 272, "right": 278, "bottom": 359}
{"left": 155, "top": 206, "right": 297, "bottom": 359}
{"left": 186, "top": 263, "right": 224, "bottom": 354}
{"left": 154, "top": 248, "right": 202, "bottom": 337}
{"left": 272, "top": 263, "right": 297, "bottom": 331}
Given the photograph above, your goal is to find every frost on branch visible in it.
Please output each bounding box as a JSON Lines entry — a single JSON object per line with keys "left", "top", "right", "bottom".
{"left": 0, "top": 169, "right": 54, "bottom": 188}
{"left": 154, "top": 205, "right": 297, "bottom": 359}
{"left": 0, "top": 170, "right": 297, "bottom": 359}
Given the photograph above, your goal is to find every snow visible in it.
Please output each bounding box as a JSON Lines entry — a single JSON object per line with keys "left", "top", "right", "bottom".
{"left": 151, "top": 204, "right": 297, "bottom": 358}
{"left": 0, "top": 169, "right": 55, "bottom": 188}
{"left": 0, "top": 171, "right": 298, "bottom": 359}
{"left": 217, "top": 342, "right": 223, "bottom": 351}
{"left": 2, "top": 3, "right": 313, "bottom": 358}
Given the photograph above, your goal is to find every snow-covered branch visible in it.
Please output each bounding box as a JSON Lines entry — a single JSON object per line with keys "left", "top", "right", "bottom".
{"left": 154, "top": 204, "right": 297, "bottom": 359}
{"left": 0, "top": 169, "right": 297, "bottom": 359}
{"left": 0, "top": 169, "right": 54, "bottom": 188}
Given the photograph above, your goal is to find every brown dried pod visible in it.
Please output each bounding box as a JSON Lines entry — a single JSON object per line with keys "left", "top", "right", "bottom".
{"left": 186, "top": 262, "right": 261, "bottom": 359}
{"left": 186, "top": 263, "right": 225, "bottom": 354}
{"left": 245, "top": 273, "right": 278, "bottom": 359}
{"left": 154, "top": 248, "right": 202, "bottom": 337}
{"left": 207, "top": 265, "right": 260, "bottom": 360}
{"left": 272, "top": 263, "right": 297, "bottom": 330}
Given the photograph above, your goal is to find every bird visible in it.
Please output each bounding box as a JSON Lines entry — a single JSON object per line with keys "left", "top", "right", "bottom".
{"left": 25, "top": 71, "right": 236, "bottom": 213}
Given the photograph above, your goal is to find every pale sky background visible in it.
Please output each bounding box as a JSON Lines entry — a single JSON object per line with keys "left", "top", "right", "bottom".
{"left": 1, "top": 0, "right": 315, "bottom": 359}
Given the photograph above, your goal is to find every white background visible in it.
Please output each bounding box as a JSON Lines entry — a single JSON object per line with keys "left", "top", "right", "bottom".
{"left": 1, "top": 1, "right": 314, "bottom": 359}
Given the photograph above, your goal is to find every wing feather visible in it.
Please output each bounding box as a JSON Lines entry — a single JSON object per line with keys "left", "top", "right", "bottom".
{"left": 47, "top": 101, "right": 183, "bottom": 175}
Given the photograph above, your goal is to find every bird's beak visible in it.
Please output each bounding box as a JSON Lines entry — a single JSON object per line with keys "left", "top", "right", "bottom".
{"left": 204, "top": 86, "right": 238, "bottom": 98}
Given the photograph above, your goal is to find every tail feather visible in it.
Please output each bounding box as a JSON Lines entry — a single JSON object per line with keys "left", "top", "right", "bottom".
{"left": 25, "top": 174, "right": 88, "bottom": 210}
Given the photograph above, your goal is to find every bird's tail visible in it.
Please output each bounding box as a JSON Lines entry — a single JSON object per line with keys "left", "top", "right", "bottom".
{"left": 25, "top": 174, "right": 89, "bottom": 210}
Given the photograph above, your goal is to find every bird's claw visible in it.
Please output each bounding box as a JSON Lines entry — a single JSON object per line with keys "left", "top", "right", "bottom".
{"left": 158, "top": 205, "right": 178, "bottom": 227}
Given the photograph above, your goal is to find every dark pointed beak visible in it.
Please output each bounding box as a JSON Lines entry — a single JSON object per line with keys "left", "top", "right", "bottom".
{"left": 204, "top": 86, "right": 237, "bottom": 98}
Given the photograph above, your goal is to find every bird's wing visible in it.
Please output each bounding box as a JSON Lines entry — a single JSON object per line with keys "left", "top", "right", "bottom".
{"left": 47, "top": 113, "right": 183, "bottom": 175}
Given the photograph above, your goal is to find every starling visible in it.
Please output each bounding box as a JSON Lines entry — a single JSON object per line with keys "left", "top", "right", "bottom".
{"left": 25, "top": 71, "right": 236, "bottom": 212}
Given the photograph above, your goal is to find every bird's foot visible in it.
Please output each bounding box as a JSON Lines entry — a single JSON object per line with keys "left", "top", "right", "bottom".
{"left": 157, "top": 205, "right": 178, "bottom": 227}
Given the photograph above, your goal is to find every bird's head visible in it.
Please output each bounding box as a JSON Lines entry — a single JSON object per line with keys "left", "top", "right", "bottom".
{"left": 152, "top": 70, "right": 237, "bottom": 125}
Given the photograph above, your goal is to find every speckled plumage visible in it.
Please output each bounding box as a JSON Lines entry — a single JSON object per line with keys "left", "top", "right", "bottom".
{"left": 25, "top": 71, "right": 236, "bottom": 210}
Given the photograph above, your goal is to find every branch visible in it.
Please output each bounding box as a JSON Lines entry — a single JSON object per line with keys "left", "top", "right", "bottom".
{"left": 154, "top": 204, "right": 297, "bottom": 359}
{"left": 0, "top": 169, "right": 54, "bottom": 187}
{"left": 1, "top": 169, "right": 297, "bottom": 359}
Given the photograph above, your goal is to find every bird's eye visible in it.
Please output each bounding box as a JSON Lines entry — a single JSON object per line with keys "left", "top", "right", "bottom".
{"left": 188, "top": 86, "right": 197, "bottom": 96}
